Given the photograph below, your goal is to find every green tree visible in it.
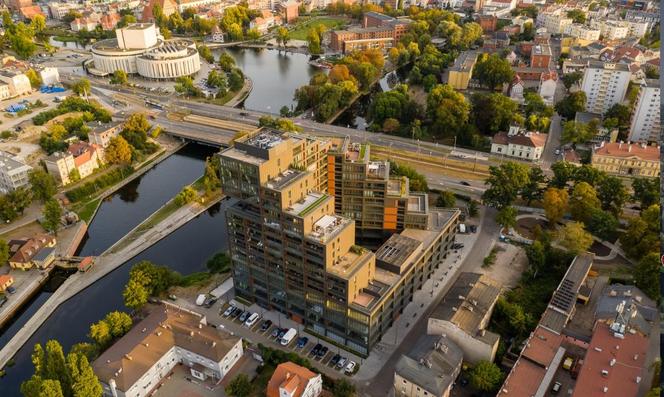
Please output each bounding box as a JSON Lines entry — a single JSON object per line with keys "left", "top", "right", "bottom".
{"left": 68, "top": 169, "right": 80, "bottom": 184}
{"left": 473, "top": 54, "right": 515, "bottom": 90}
{"left": 121, "top": 113, "right": 151, "bottom": 151}
{"left": 471, "top": 92, "right": 518, "bottom": 134}
{"left": 586, "top": 208, "right": 618, "bottom": 241}
{"left": 470, "top": 361, "right": 504, "bottom": 392}
{"left": 105, "top": 136, "right": 133, "bottom": 165}
{"left": 631, "top": 177, "right": 659, "bottom": 208}
{"left": 29, "top": 169, "right": 57, "bottom": 202}
{"left": 620, "top": 205, "right": 660, "bottom": 260}
{"left": 174, "top": 186, "right": 197, "bottom": 206}
{"left": 604, "top": 103, "right": 631, "bottom": 132}
{"left": 206, "top": 69, "right": 227, "bottom": 89}
{"left": 558, "top": 222, "right": 593, "bottom": 254}
{"left": 7, "top": 22, "right": 37, "bottom": 59}
{"left": 634, "top": 252, "right": 660, "bottom": 302}
{"left": 89, "top": 319, "right": 111, "bottom": 347}
{"left": 21, "top": 377, "right": 64, "bottom": 397}
{"left": 207, "top": 251, "right": 231, "bottom": 273}
{"left": 228, "top": 68, "right": 244, "bottom": 91}
{"left": 561, "top": 120, "right": 596, "bottom": 144}
{"left": 0, "top": 239, "right": 8, "bottom": 266}
{"left": 467, "top": 199, "right": 479, "bottom": 217}
{"left": 109, "top": 70, "right": 128, "bottom": 85}
{"left": 197, "top": 44, "right": 214, "bottom": 63}
{"left": 44, "top": 340, "right": 70, "bottom": 394}
{"left": 555, "top": 91, "right": 586, "bottom": 119}
{"left": 562, "top": 71, "right": 583, "bottom": 89}
{"left": 174, "top": 76, "right": 202, "bottom": 97}
{"left": 597, "top": 176, "right": 628, "bottom": 216}
{"left": 426, "top": 84, "right": 470, "bottom": 136}
{"left": 332, "top": 379, "right": 356, "bottom": 397}
{"left": 123, "top": 278, "right": 150, "bottom": 310}
{"left": 496, "top": 206, "right": 517, "bottom": 229}
{"left": 67, "top": 352, "right": 103, "bottom": 397}
{"left": 390, "top": 162, "right": 428, "bottom": 192}
{"left": 526, "top": 240, "right": 546, "bottom": 276}
{"left": 550, "top": 161, "right": 577, "bottom": 188}
{"left": 276, "top": 26, "right": 290, "bottom": 49}
{"left": 436, "top": 191, "right": 456, "bottom": 208}
{"left": 482, "top": 162, "right": 530, "bottom": 209}
{"left": 71, "top": 79, "right": 91, "bottom": 96}
{"left": 566, "top": 9, "right": 586, "bottom": 23}
{"left": 225, "top": 373, "right": 252, "bottom": 397}
{"left": 31, "top": 343, "right": 45, "bottom": 378}
{"left": 43, "top": 199, "right": 62, "bottom": 234}
{"left": 569, "top": 182, "right": 600, "bottom": 223}
{"left": 543, "top": 188, "right": 568, "bottom": 224}
{"left": 521, "top": 167, "right": 547, "bottom": 205}
{"left": 25, "top": 69, "right": 42, "bottom": 89}
{"left": 218, "top": 52, "right": 236, "bottom": 72}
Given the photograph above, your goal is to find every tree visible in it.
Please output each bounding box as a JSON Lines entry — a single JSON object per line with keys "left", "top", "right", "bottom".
{"left": 71, "top": 79, "right": 91, "bottom": 96}
{"left": 333, "top": 379, "right": 356, "bottom": 397}
{"left": 426, "top": 84, "right": 470, "bottom": 136}
{"left": 562, "top": 71, "right": 583, "bottom": 89}
{"left": 0, "top": 239, "right": 8, "bottom": 266}
{"left": 276, "top": 27, "right": 290, "bottom": 48}
{"left": 218, "top": 52, "right": 236, "bottom": 72}
{"left": 543, "top": 188, "right": 568, "bottom": 224}
{"left": 526, "top": 240, "right": 546, "bottom": 276}
{"left": 7, "top": 22, "right": 37, "bottom": 59}
{"left": 228, "top": 68, "right": 244, "bottom": 91}
{"left": 25, "top": 69, "right": 42, "bottom": 89}
{"left": 89, "top": 319, "right": 111, "bottom": 347}
{"left": 473, "top": 54, "right": 515, "bottom": 90}
{"left": 63, "top": 10, "right": 83, "bottom": 23}
{"left": 225, "top": 374, "right": 252, "bottom": 397}
{"left": 572, "top": 164, "right": 605, "bottom": 186}
{"left": 634, "top": 252, "right": 660, "bottom": 301}
{"left": 105, "top": 136, "right": 133, "bottom": 165}
{"left": 67, "top": 353, "right": 103, "bottom": 397}
{"left": 31, "top": 343, "right": 45, "bottom": 378}
{"left": 567, "top": 9, "right": 586, "bottom": 23}
{"left": 558, "top": 221, "right": 593, "bottom": 254}
{"left": 42, "top": 199, "right": 62, "bottom": 234}
{"left": 561, "top": 120, "right": 596, "bottom": 144}
{"left": 482, "top": 162, "right": 530, "bottom": 209}
{"left": 632, "top": 177, "right": 659, "bottom": 208}
{"left": 329, "top": 64, "right": 352, "bottom": 84}
{"left": 550, "top": 161, "right": 577, "bottom": 188}
{"left": 521, "top": 167, "right": 547, "bottom": 205}
{"left": 597, "top": 176, "right": 628, "bottom": 216}
{"left": 197, "top": 44, "right": 214, "bottom": 63}
{"left": 123, "top": 278, "right": 150, "bottom": 310}
{"left": 555, "top": 91, "right": 586, "bottom": 119}
{"left": 620, "top": 205, "right": 660, "bottom": 260}
{"left": 604, "top": 103, "right": 631, "bottom": 131}
{"left": 390, "top": 161, "right": 428, "bottom": 192}
{"left": 110, "top": 70, "right": 128, "bottom": 85}
{"left": 207, "top": 251, "right": 231, "bottom": 273}
{"left": 569, "top": 182, "right": 600, "bottom": 223}
{"left": 467, "top": 199, "right": 479, "bottom": 217}
{"left": 496, "top": 206, "right": 517, "bottom": 229}
{"left": 44, "top": 340, "right": 70, "bottom": 394}
{"left": 470, "top": 361, "right": 503, "bottom": 392}
{"left": 207, "top": 69, "right": 227, "bottom": 90}
{"left": 21, "top": 377, "right": 64, "bottom": 397}
{"left": 203, "top": 155, "right": 221, "bottom": 194}
{"left": 471, "top": 93, "right": 518, "bottom": 134}
{"left": 29, "top": 169, "right": 57, "bottom": 202}
{"left": 174, "top": 186, "right": 197, "bottom": 206}
{"left": 586, "top": 208, "right": 618, "bottom": 241}
{"left": 174, "top": 76, "right": 202, "bottom": 97}
{"left": 436, "top": 191, "right": 456, "bottom": 208}
{"left": 121, "top": 113, "right": 151, "bottom": 151}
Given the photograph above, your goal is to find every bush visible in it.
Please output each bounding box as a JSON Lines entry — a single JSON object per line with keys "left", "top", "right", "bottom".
{"left": 65, "top": 166, "right": 134, "bottom": 202}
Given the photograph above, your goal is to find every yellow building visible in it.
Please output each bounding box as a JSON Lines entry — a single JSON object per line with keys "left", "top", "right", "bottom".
{"left": 446, "top": 51, "right": 478, "bottom": 90}
{"left": 591, "top": 142, "right": 660, "bottom": 177}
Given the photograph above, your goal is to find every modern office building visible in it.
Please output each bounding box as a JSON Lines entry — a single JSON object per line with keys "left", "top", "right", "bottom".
{"left": 628, "top": 79, "right": 660, "bottom": 142}
{"left": 91, "top": 23, "right": 200, "bottom": 79}
{"left": 219, "top": 129, "right": 460, "bottom": 355}
{"left": 580, "top": 61, "right": 631, "bottom": 114}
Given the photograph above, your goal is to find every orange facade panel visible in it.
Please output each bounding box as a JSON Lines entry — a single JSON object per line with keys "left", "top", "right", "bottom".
{"left": 384, "top": 207, "right": 398, "bottom": 215}
{"left": 383, "top": 221, "right": 397, "bottom": 230}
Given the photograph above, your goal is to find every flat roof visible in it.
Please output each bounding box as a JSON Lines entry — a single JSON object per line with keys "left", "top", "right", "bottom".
{"left": 450, "top": 51, "right": 478, "bottom": 72}
{"left": 549, "top": 254, "right": 593, "bottom": 315}
{"left": 307, "top": 214, "right": 352, "bottom": 244}
{"left": 286, "top": 192, "right": 329, "bottom": 217}
{"left": 375, "top": 234, "right": 422, "bottom": 270}
{"left": 265, "top": 169, "right": 307, "bottom": 191}
{"left": 327, "top": 249, "right": 372, "bottom": 280}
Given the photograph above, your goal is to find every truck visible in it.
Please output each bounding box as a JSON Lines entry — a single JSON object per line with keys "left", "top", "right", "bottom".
{"left": 195, "top": 294, "right": 206, "bottom": 306}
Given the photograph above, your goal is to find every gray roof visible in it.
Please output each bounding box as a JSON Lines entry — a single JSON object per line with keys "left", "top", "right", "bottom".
{"left": 395, "top": 335, "right": 463, "bottom": 396}
{"left": 375, "top": 234, "right": 422, "bottom": 270}
{"left": 587, "top": 60, "right": 631, "bottom": 72}
{"left": 594, "top": 284, "right": 657, "bottom": 335}
{"left": 33, "top": 246, "right": 55, "bottom": 262}
{"left": 87, "top": 120, "right": 123, "bottom": 134}
{"left": 549, "top": 254, "right": 592, "bottom": 315}
{"left": 0, "top": 151, "right": 31, "bottom": 173}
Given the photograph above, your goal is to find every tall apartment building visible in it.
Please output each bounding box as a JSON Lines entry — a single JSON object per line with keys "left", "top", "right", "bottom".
{"left": 536, "top": 10, "right": 572, "bottom": 34}
{"left": 628, "top": 79, "right": 660, "bottom": 142}
{"left": 219, "top": 129, "right": 460, "bottom": 355}
{"left": 580, "top": 61, "right": 631, "bottom": 114}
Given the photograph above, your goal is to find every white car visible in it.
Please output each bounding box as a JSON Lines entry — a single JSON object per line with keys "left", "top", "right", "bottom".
{"left": 244, "top": 312, "right": 260, "bottom": 327}
{"left": 336, "top": 357, "right": 347, "bottom": 369}
{"left": 223, "top": 305, "right": 235, "bottom": 317}
{"left": 344, "top": 361, "right": 356, "bottom": 375}
{"left": 555, "top": 148, "right": 561, "bottom": 155}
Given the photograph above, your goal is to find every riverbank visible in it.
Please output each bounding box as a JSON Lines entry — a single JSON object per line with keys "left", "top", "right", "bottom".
{"left": 0, "top": 192, "right": 223, "bottom": 370}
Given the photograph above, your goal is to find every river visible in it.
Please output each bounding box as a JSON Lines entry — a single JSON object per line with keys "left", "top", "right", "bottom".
{"left": 221, "top": 47, "right": 319, "bottom": 114}
{"left": 0, "top": 144, "right": 231, "bottom": 396}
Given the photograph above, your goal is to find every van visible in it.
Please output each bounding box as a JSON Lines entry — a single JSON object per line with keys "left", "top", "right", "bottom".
{"left": 280, "top": 328, "right": 297, "bottom": 346}
{"left": 244, "top": 312, "right": 260, "bottom": 327}
{"left": 458, "top": 224, "right": 466, "bottom": 233}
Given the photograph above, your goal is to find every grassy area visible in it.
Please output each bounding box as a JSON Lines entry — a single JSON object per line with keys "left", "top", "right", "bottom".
{"left": 76, "top": 198, "right": 101, "bottom": 224}
{"left": 289, "top": 17, "right": 347, "bottom": 40}
{"left": 52, "top": 35, "right": 78, "bottom": 43}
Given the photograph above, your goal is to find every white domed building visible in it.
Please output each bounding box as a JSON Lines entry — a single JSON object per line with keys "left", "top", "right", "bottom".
{"left": 90, "top": 23, "right": 200, "bottom": 79}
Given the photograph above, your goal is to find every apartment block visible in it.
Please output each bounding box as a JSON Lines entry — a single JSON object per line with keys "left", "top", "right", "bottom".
{"left": 446, "top": 51, "right": 478, "bottom": 90}
{"left": 628, "top": 79, "right": 660, "bottom": 142}
{"left": 530, "top": 44, "right": 551, "bottom": 68}
{"left": 536, "top": 10, "right": 572, "bottom": 34}
{"left": 219, "top": 129, "right": 460, "bottom": 355}
{"left": 580, "top": 61, "right": 631, "bottom": 114}
{"left": 0, "top": 151, "right": 31, "bottom": 193}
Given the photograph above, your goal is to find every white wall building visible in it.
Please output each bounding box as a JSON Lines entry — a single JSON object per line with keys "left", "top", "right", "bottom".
{"left": 565, "top": 23, "right": 600, "bottom": 41}
{"left": 629, "top": 79, "right": 660, "bottom": 142}
{"left": 491, "top": 125, "right": 548, "bottom": 161}
{"left": 536, "top": 10, "right": 572, "bottom": 34}
{"left": 93, "top": 305, "right": 243, "bottom": 397}
{"left": 0, "top": 71, "right": 31, "bottom": 96}
{"left": 39, "top": 67, "right": 60, "bottom": 86}
{"left": 581, "top": 61, "right": 631, "bottom": 114}
{"left": 48, "top": 2, "right": 81, "bottom": 19}
{"left": 595, "top": 19, "right": 629, "bottom": 40}
{"left": 0, "top": 151, "right": 31, "bottom": 193}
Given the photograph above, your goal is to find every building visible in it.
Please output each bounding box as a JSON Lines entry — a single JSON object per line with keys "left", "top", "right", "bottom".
{"left": 427, "top": 273, "right": 501, "bottom": 364}
{"left": 142, "top": 0, "right": 178, "bottom": 21}
{"left": 478, "top": 14, "right": 497, "bottom": 32}
{"left": 38, "top": 67, "right": 60, "bottom": 86}
{"left": 266, "top": 362, "right": 322, "bottom": 397}
{"left": 7, "top": 0, "right": 31, "bottom": 11}
{"left": 281, "top": 0, "right": 299, "bottom": 23}
{"left": 565, "top": 23, "right": 601, "bottom": 42}
{"left": 596, "top": 19, "right": 630, "bottom": 40}
{"left": 44, "top": 152, "right": 76, "bottom": 186}
{"left": 491, "top": 124, "right": 548, "bottom": 161}
{"left": 91, "top": 23, "right": 200, "bottom": 79}
{"left": 0, "top": 70, "right": 31, "bottom": 97}
{"left": 208, "top": 25, "right": 225, "bottom": 43}
{"left": 88, "top": 121, "right": 124, "bottom": 148}
{"left": 100, "top": 13, "right": 121, "bottom": 31}
{"left": 591, "top": 141, "right": 660, "bottom": 177}
{"left": 48, "top": 2, "right": 80, "bottom": 19}
{"left": 93, "top": 304, "right": 243, "bottom": 397}
{"left": 330, "top": 12, "right": 411, "bottom": 53}
{"left": 45, "top": 142, "right": 103, "bottom": 186}
{"left": 71, "top": 17, "right": 99, "bottom": 32}
{"left": 581, "top": 61, "right": 631, "bottom": 114}
{"left": 19, "top": 4, "right": 43, "bottom": 19}
{"left": 0, "top": 275, "right": 13, "bottom": 292}
{"left": 218, "top": 129, "right": 460, "bottom": 354}
{"left": 536, "top": 10, "right": 572, "bottom": 34}
{"left": 628, "top": 79, "right": 660, "bottom": 142}
{"left": 508, "top": 75, "right": 524, "bottom": 103}
{"left": 8, "top": 235, "right": 57, "bottom": 270}
{"left": 530, "top": 44, "right": 551, "bottom": 68}
{"left": 539, "top": 69, "right": 557, "bottom": 105}
{"left": 394, "top": 334, "right": 463, "bottom": 397}
{"left": 0, "top": 151, "right": 31, "bottom": 193}
{"left": 0, "top": 82, "right": 10, "bottom": 100}
{"left": 446, "top": 51, "right": 477, "bottom": 90}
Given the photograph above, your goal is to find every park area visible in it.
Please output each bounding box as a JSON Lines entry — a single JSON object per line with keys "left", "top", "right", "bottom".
{"left": 289, "top": 16, "right": 348, "bottom": 40}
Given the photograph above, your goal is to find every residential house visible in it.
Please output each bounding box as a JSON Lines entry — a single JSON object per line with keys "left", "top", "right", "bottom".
{"left": 591, "top": 141, "right": 660, "bottom": 177}
{"left": 19, "top": 5, "right": 44, "bottom": 19}
{"left": 100, "top": 13, "right": 121, "bottom": 31}
{"left": 87, "top": 121, "right": 124, "bottom": 148}
{"left": 208, "top": 24, "right": 224, "bottom": 42}
{"left": 0, "top": 70, "right": 31, "bottom": 97}
{"left": 250, "top": 10, "right": 277, "bottom": 34}
{"left": 71, "top": 17, "right": 99, "bottom": 32}
{"left": 266, "top": 362, "right": 322, "bottom": 397}
{"left": 93, "top": 304, "right": 244, "bottom": 397}
{"left": 38, "top": 67, "right": 60, "bottom": 86}
{"left": 0, "top": 275, "right": 13, "bottom": 292}
{"left": 8, "top": 234, "right": 57, "bottom": 270}
{"left": 0, "top": 151, "right": 31, "bottom": 194}
{"left": 427, "top": 273, "right": 501, "bottom": 364}
{"left": 491, "top": 124, "right": 548, "bottom": 161}
{"left": 509, "top": 75, "right": 524, "bottom": 103}
{"left": 394, "top": 335, "right": 463, "bottom": 397}
{"left": 142, "top": 0, "right": 178, "bottom": 21}
{"left": 538, "top": 69, "right": 557, "bottom": 104}
{"left": 45, "top": 142, "right": 103, "bottom": 186}
{"left": 478, "top": 14, "right": 497, "bottom": 32}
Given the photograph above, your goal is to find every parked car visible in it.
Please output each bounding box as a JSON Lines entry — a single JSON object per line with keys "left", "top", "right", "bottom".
{"left": 271, "top": 327, "right": 282, "bottom": 338}
{"left": 280, "top": 328, "right": 297, "bottom": 346}
{"left": 244, "top": 312, "right": 260, "bottom": 327}
{"left": 238, "top": 311, "right": 250, "bottom": 323}
{"left": 460, "top": 181, "right": 471, "bottom": 186}
{"left": 168, "top": 294, "right": 177, "bottom": 301}
{"left": 6, "top": 286, "right": 16, "bottom": 294}
{"left": 317, "top": 346, "right": 328, "bottom": 358}
{"left": 231, "top": 307, "right": 242, "bottom": 318}
{"left": 223, "top": 305, "right": 236, "bottom": 317}
{"left": 311, "top": 343, "right": 322, "bottom": 356}
{"left": 336, "top": 357, "right": 347, "bottom": 369}
{"left": 260, "top": 319, "right": 273, "bottom": 332}
{"left": 469, "top": 225, "right": 477, "bottom": 233}
{"left": 344, "top": 361, "right": 356, "bottom": 375}
{"left": 203, "top": 297, "right": 217, "bottom": 308}
{"left": 296, "top": 336, "right": 309, "bottom": 349}
{"left": 330, "top": 354, "right": 341, "bottom": 367}
{"left": 551, "top": 381, "right": 562, "bottom": 394}
{"left": 452, "top": 243, "right": 464, "bottom": 249}
{"left": 277, "top": 328, "right": 288, "bottom": 340}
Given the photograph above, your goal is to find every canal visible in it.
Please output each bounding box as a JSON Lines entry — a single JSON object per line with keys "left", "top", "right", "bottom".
{"left": 0, "top": 144, "right": 230, "bottom": 396}
{"left": 222, "top": 47, "right": 319, "bottom": 114}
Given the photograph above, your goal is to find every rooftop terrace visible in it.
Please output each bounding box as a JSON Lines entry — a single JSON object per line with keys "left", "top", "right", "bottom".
{"left": 307, "top": 214, "right": 352, "bottom": 244}
{"left": 286, "top": 192, "right": 329, "bottom": 217}
{"left": 265, "top": 169, "right": 306, "bottom": 191}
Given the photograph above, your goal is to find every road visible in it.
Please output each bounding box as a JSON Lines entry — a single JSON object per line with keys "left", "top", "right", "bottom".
{"left": 359, "top": 206, "right": 500, "bottom": 396}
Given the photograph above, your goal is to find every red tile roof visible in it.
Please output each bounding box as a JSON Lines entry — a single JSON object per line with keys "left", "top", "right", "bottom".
{"left": 572, "top": 322, "right": 648, "bottom": 397}
{"left": 20, "top": 5, "right": 44, "bottom": 19}
{"left": 9, "top": 234, "right": 55, "bottom": 264}
{"left": 593, "top": 142, "right": 660, "bottom": 162}
{"left": 492, "top": 131, "right": 548, "bottom": 148}
{"left": 267, "top": 362, "right": 319, "bottom": 397}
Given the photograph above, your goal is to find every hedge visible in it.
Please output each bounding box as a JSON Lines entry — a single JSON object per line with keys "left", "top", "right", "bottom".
{"left": 65, "top": 166, "right": 134, "bottom": 202}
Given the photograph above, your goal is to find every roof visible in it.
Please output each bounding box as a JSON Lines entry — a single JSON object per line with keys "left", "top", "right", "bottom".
{"left": 587, "top": 60, "right": 631, "bottom": 72}
{"left": 9, "top": 235, "right": 55, "bottom": 264}
{"left": 549, "top": 254, "right": 593, "bottom": 315}
{"left": 575, "top": 111, "right": 602, "bottom": 125}
{"left": 374, "top": 234, "right": 422, "bottom": 273}
{"left": 364, "top": 11, "right": 395, "bottom": 21}
{"left": 593, "top": 142, "right": 660, "bottom": 161}
{"left": 266, "top": 362, "right": 320, "bottom": 397}
{"left": 492, "top": 131, "right": 548, "bottom": 148}
{"left": 594, "top": 284, "right": 657, "bottom": 335}
{"left": 92, "top": 305, "right": 241, "bottom": 392}
{"left": 395, "top": 335, "right": 463, "bottom": 396}
{"left": 430, "top": 273, "right": 501, "bottom": 335}
{"left": 571, "top": 322, "right": 648, "bottom": 397}
{"left": 0, "top": 275, "right": 13, "bottom": 284}
{"left": 33, "top": 246, "right": 55, "bottom": 262}
{"left": 20, "top": 5, "right": 44, "bottom": 19}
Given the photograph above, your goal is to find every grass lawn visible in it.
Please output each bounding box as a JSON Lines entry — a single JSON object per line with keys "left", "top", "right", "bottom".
{"left": 289, "top": 17, "right": 348, "bottom": 40}
{"left": 76, "top": 198, "right": 101, "bottom": 224}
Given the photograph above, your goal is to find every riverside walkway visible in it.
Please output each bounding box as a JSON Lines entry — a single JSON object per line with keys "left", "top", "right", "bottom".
{"left": 0, "top": 196, "right": 222, "bottom": 369}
